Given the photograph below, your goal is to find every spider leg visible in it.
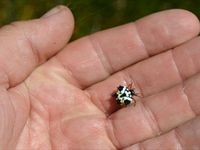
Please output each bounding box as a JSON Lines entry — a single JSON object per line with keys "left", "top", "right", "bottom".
{"left": 134, "top": 93, "right": 142, "bottom": 98}
{"left": 128, "top": 83, "right": 143, "bottom": 98}
{"left": 132, "top": 98, "right": 137, "bottom": 107}
{"left": 128, "top": 82, "right": 133, "bottom": 89}
{"left": 112, "top": 92, "right": 118, "bottom": 98}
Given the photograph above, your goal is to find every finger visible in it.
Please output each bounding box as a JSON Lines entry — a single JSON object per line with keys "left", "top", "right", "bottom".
{"left": 124, "top": 116, "right": 200, "bottom": 150}
{"left": 105, "top": 73, "right": 200, "bottom": 148}
{"left": 87, "top": 36, "right": 200, "bottom": 114}
{"left": 0, "top": 5, "right": 74, "bottom": 88}
{"left": 0, "top": 5, "right": 74, "bottom": 148}
{"left": 56, "top": 9, "right": 200, "bottom": 88}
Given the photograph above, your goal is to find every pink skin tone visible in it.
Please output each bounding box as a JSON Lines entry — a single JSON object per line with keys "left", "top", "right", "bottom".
{"left": 0, "top": 5, "right": 200, "bottom": 149}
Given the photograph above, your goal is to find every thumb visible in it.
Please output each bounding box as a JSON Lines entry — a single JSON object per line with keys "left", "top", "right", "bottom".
{"left": 0, "top": 5, "right": 74, "bottom": 88}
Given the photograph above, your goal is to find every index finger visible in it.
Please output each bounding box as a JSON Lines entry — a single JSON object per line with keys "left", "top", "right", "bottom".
{"left": 56, "top": 9, "right": 199, "bottom": 88}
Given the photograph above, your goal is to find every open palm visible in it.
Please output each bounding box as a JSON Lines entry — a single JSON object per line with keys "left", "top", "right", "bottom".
{"left": 1, "top": 6, "right": 200, "bottom": 149}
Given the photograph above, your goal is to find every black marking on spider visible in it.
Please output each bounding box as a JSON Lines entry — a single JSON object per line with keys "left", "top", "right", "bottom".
{"left": 112, "top": 84, "right": 139, "bottom": 106}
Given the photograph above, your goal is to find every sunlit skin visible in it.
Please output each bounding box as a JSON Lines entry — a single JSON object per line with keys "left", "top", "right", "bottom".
{"left": 0, "top": 5, "right": 200, "bottom": 149}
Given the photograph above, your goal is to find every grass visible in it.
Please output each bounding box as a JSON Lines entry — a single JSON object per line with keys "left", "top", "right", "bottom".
{"left": 0, "top": 0, "right": 199, "bottom": 40}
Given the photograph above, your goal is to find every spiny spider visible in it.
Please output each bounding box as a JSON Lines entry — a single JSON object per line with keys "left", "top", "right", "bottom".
{"left": 112, "top": 83, "right": 139, "bottom": 106}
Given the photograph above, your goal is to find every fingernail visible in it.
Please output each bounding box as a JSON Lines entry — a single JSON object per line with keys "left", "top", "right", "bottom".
{"left": 42, "top": 5, "right": 65, "bottom": 18}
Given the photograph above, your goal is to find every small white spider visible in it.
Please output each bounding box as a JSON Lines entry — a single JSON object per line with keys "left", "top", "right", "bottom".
{"left": 113, "top": 84, "right": 138, "bottom": 106}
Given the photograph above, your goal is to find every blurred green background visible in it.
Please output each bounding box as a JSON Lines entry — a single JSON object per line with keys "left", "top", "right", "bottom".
{"left": 0, "top": 0, "right": 199, "bottom": 40}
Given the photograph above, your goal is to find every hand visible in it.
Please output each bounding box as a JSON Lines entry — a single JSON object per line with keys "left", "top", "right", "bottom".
{"left": 1, "top": 5, "right": 200, "bottom": 149}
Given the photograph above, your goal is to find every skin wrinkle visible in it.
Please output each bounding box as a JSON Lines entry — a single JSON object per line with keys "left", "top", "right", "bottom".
{"left": 0, "top": 103, "right": 8, "bottom": 148}
{"left": 29, "top": 113, "right": 47, "bottom": 148}
{"left": 138, "top": 143, "right": 145, "bottom": 150}
{"left": 21, "top": 81, "right": 51, "bottom": 148}
{"left": 3, "top": 22, "right": 40, "bottom": 88}
{"left": 60, "top": 89, "right": 104, "bottom": 122}
{"left": 124, "top": 144, "right": 141, "bottom": 150}
{"left": 56, "top": 120, "right": 71, "bottom": 150}
{"left": 28, "top": 107, "right": 34, "bottom": 148}
{"left": 24, "top": 87, "right": 34, "bottom": 149}
{"left": 61, "top": 115, "right": 113, "bottom": 149}
{"left": 88, "top": 35, "right": 113, "bottom": 75}
{"left": 174, "top": 38, "right": 200, "bottom": 80}
{"left": 22, "top": 26, "right": 41, "bottom": 66}
{"left": 1, "top": 91, "right": 16, "bottom": 148}
{"left": 144, "top": 83, "right": 196, "bottom": 132}
{"left": 23, "top": 80, "right": 33, "bottom": 119}
{"left": 16, "top": 82, "right": 32, "bottom": 148}
{"left": 120, "top": 49, "right": 186, "bottom": 98}
{"left": 0, "top": 88, "right": 19, "bottom": 148}
{"left": 173, "top": 130, "right": 184, "bottom": 150}
{"left": 170, "top": 50, "right": 184, "bottom": 82}
{"left": 27, "top": 119, "right": 31, "bottom": 148}
{"left": 181, "top": 82, "right": 197, "bottom": 116}
{"left": 48, "top": 122, "right": 55, "bottom": 150}
{"left": 0, "top": 68, "right": 10, "bottom": 89}
{"left": 87, "top": 22, "right": 150, "bottom": 85}
{"left": 104, "top": 120, "right": 117, "bottom": 149}
{"left": 106, "top": 118, "right": 121, "bottom": 149}
{"left": 85, "top": 89, "right": 107, "bottom": 116}
{"left": 109, "top": 104, "right": 151, "bottom": 149}
{"left": 6, "top": 92, "right": 17, "bottom": 147}
{"left": 61, "top": 109, "right": 104, "bottom": 127}
{"left": 10, "top": 21, "right": 41, "bottom": 64}
{"left": 125, "top": 130, "right": 184, "bottom": 150}
{"left": 140, "top": 101, "right": 162, "bottom": 136}
{"left": 29, "top": 96, "right": 51, "bottom": 148}
{"left": 133, "top": 22, "right": 150, "bottom": 58}
{"left": 54, "top": 57, "right": 82, "bottom": 89}
{"left": 134, "top": 19, "right": 160, "bottom": 55}
{"left": 65, "top": 115, "right": 115, "bottom": 147}
{"left": 185, "top": 45, "right": 199, "bottom": 76}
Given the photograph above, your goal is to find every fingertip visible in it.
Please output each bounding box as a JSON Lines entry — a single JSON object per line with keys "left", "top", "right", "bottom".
{"left": 135, "top": 9, "right": 200, "bottom": 55}
{"left": 55, "top": 5, "right": 75, "bottom": 34}
{"left": 25, "top": 5, "right": 75, "bottom": 61}
{"left": 166, "top": 9, "right": 200, "bottom": 38}
{"left": 41, "top": 5, "right": 75, "bottom": 42}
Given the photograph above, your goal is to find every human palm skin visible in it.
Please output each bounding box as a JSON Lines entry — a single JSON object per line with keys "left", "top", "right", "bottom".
{"left": 1, "top": 6, "right": 200, "bottom": 149}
